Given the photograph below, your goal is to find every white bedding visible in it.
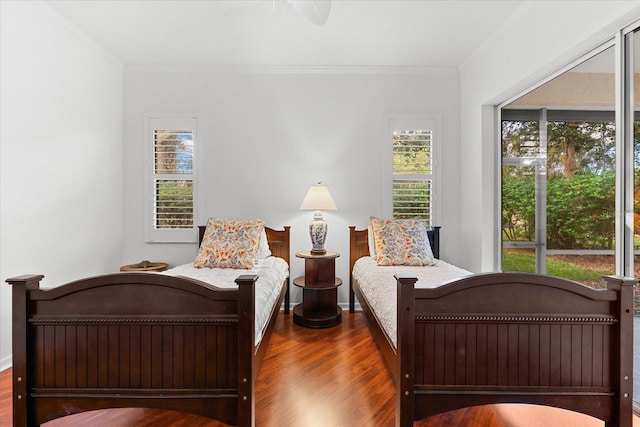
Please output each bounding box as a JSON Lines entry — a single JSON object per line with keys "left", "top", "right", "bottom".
{"left": 352, "top": 256, "right": 471, "bottom": 348}
{"left": 163, "top": 256, "right": 289, "bottom": 346}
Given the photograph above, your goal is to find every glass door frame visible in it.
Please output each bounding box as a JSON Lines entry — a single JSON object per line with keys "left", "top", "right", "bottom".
{"left": 618, "top": 26, "right": 636, "bottom": 278}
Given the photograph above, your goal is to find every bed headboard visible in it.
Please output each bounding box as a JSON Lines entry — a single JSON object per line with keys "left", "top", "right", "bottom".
{"left": 198, "top": 225, "right": 291, "bottom": 266}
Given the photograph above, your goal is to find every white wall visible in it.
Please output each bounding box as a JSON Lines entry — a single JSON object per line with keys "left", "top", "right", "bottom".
{"left": 0, "top": 1, "right": 124, "bottom": 369}
{"left": 3, "top": 0, "right": 633, "bottom": 373}
{"left": 122, "top": 67, "right": 461, "bottom": 307}
{"left": 459, "top": 1, "right": 640, "bottom": 272}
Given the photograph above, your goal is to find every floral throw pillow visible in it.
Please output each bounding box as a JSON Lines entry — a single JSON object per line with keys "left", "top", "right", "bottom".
{"left": 370, "top": 216, "right": 435, "bottom": 266}
{"left": 194, "top": 218, "right": 264, "bottom": 269}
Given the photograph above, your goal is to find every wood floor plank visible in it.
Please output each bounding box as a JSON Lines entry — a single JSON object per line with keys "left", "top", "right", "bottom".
{"left": 1, "top": 312, "right": 637, "bottom": 426}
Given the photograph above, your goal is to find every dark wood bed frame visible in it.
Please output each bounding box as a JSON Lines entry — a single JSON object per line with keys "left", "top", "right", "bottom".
{"left": 8, "top": 225, "right": 290, "bottom": 427}
{"left": 349, "top": 226, "right": 634, "bottom": 427}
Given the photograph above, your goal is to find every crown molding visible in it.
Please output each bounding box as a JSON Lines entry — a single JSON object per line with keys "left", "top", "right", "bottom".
{"left": 125, "top": 64, "right": 458, "bottom": 76}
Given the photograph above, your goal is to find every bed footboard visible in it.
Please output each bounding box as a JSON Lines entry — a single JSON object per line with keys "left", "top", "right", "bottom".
{"left": 8, "top": 273, "right": 260, "bottom": 427}
{"left": 396, "top": 272, "right": 634, "bottom": 427}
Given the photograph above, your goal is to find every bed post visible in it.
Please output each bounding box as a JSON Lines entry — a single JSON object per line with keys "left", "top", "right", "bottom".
{"left": 395, "top": 274, "right": 417, "bottom": 427}
{"left": 604, "top": 276, "right": 635, "bottom": 427}
{"left": 282, "top": 226, "right": 291, "bottom": 314}
{"left": 6, "top": 274, "right": 44, "bottom": 427}
{"left": 349, "top": 226, "right": 357, "bottom": 313}
{"left": 236, "top": 274, "right": 258, "bottom": 427}
{"left": 427, "top": 226, "right": 440, "bottom": 259}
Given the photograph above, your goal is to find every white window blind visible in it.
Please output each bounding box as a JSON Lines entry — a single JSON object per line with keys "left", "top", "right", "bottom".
{"left": 384, "top": 115, "right": 439, "bottom": 223}
{"left": 146, "top": 116, "right": 198, "bottom": 242}
{"left": 154, "top": 129, "right": 193, "bottom": 229}
{"left": 392, "top": 130, "right": 432, "bottom": 221}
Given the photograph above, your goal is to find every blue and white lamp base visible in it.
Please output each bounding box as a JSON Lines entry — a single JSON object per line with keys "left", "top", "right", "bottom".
{"left": 309, "top": 212, "right": 328, "bottom": 254}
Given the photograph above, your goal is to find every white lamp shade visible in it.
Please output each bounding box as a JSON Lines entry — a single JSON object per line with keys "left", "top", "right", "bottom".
{"left": 299, "top": 185, "right": 337, "bottom": 211}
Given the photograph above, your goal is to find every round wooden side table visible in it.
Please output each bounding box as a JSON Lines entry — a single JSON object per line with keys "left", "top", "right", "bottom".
{"left": 292, "top": 250, "right": 342, "bottom": 328}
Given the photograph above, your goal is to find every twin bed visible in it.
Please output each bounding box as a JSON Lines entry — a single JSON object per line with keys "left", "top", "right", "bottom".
{"left": 8, "top": 221, "right": 290, "bottom": 427}
{"left": 349, "top": 223, "right": 634, "bottom": 427}
{"left": 8, "top": 217, "right": 635, "bottom": 427}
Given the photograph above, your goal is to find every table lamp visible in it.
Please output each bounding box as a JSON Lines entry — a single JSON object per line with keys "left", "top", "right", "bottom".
{"left": 299, "top": 183, "right": 337, "bottom": 254}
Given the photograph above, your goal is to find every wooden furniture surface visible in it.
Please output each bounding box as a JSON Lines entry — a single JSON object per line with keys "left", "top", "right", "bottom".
{"left": 119, "top": 261, "right": 168, "bottom": 272}
{"left": 7, "top": 312, "right": 623, "bottom": 427}
{"left": 349, "top": 226, "right": 634, "bottom": 427}
{"left": 293, "top": 250, "right": 342, "bottom": 328}
{"left": 7, "top": 313, "right": 630, "bottom": 426}
{"left": 7, "top": 225, "right": 290, "bottom": 427}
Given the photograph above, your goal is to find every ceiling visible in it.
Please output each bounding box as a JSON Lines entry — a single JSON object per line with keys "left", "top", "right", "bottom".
{"left": 46, "top": 0, "right": 525, "bottom": 68}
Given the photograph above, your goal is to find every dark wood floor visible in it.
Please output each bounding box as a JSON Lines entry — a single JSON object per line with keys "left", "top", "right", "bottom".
{"left": 0, "top": 312, "right": 633, "bottom": 426}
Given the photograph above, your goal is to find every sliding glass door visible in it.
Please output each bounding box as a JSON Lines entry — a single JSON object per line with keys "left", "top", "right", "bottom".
{"left": 500, "top": 23, "right": 640, "bottom": 410}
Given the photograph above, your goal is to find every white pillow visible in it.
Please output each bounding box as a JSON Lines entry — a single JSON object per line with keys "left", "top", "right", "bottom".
{"left": 257, "top": 229, "right": 272, "bottom": 259}
{"left": 367, "top": 225, "right": 376, "bottom": 258}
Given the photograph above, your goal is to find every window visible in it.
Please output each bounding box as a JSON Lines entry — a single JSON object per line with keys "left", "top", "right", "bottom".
{"left": 384, "top": 115, "right": 439, "bottom": 223}
{"left": 145, "top": 116, "right": 198, "bottom": 242}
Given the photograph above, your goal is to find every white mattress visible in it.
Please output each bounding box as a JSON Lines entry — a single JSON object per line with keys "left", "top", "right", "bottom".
{"left": 163, "top": 256, "right": 289, "bottom": 346}
{"left": 352, "top": 256, "right": 471, "bottom": 348}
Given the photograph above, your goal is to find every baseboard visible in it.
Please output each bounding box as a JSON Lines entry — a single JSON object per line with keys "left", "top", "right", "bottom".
{"left": 339, "top": 302, "right": 362, "bottom": 312}
{"left": 0, "top": 354, "right": 12, "bottom": 372}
